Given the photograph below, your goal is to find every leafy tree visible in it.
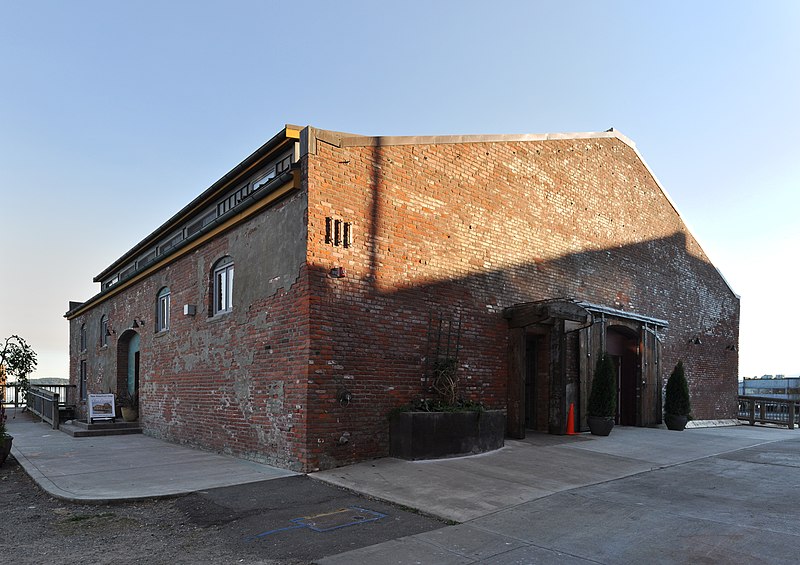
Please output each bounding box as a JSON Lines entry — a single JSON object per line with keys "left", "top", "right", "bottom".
{"left": 1, "top": 335, "right": 38, "bottom": 406}
{"left": 664, "top": 361, "right": 691, "bottom": 416}
{"left": 588, "top": 352, "right": 617, "bottom": 418}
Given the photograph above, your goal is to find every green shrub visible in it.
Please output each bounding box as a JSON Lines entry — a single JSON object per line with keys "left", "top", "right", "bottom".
{"left": 588, "top": 353, "right": 617, "bottom": 418}
{"left": 664, "top": 361, "right": 691, "bottom": 416}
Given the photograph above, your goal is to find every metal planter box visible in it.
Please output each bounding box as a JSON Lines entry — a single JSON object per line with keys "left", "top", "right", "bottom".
{"left": 390, "top": 410, "right": 505, "bottom": 460}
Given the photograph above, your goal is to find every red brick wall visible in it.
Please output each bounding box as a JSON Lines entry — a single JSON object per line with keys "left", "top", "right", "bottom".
{"left": 304, "top": 135, "right": 739, "bottom": 469}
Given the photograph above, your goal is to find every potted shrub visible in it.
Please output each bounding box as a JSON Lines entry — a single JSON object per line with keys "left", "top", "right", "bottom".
{"left": 0, "top": 403, "right": 12, "bottom": 467}
{"left": 118, "top": 391, "right": 139, "bottom": 422}
{"left": 664, "top": 361, "right": 691, "bottom": 431}
{"left": 587, "top": 352, "right": 617, "bottom": 436}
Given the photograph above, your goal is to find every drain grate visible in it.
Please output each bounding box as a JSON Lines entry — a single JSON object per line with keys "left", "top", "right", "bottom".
{"left": 246, "top": 506, "right": 387, "bottom": 541}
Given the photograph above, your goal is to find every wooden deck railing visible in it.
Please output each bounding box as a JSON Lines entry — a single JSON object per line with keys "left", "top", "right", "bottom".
{"left": 2, "top": 384, "right": 77, "bottom": 430}
{"left": 2, "top": 383, "right": 76, "bottom": 408}
{"left": 738, "top": 395, "right": 800, "bottom": 429}
{"left": 27, "top": 386, "right": 63, "bottom": 429}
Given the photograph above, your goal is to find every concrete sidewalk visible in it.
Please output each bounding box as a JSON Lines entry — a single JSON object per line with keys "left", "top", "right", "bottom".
{"left": 5, "top": 409, "right": 296, "bottom": 502}
{"left": 311, "top": 424, "right": 797, "bottom": 523}
{"left": 313, "top": 425, "right": 800, "bottom": 564}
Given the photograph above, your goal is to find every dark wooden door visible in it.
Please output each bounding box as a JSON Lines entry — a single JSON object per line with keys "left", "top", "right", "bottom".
{"left": 525, "top": 336, "right": 538, "bottom": 429}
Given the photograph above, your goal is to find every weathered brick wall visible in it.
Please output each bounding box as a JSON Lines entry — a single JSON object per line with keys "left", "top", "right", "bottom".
{"left": 69, "top": 189, "right": 311, "bottom": 471}
{"left": 305, "top": 135, "right": 739, "bottom": 469}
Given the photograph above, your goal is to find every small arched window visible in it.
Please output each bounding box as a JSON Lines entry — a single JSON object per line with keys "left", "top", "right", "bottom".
{"left": 156, "top": 286, "right": 170, "bottom": 332}
{"left": 100, "top": 315, "right": 109, "bottom": 347}
{"left": 212, "top": 256, "right": 234, "bottom": 315}
{"left": 80, "top": 323, "right": 87, "bottom": 352}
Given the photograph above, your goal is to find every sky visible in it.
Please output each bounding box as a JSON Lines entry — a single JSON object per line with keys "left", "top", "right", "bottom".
{"left": 1, "top": 1, "right": 798, "bottom": 380}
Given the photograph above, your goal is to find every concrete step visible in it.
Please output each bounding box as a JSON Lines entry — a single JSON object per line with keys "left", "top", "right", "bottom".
{"left": 60, "top": 419, "right": 143, "bottom": 438}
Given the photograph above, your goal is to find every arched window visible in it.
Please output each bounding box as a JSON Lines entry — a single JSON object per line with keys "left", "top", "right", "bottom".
{"left": 156, "top": 286, "right": 170, "bottom": 332}
{"left": 80, "top": 323, "right": 87, "bottom": 352}
{"left": 100, "top": 315, "right": 109, "bottom": 347}
{"left": 212, "top": 256, "right": 234, "bottom": 315}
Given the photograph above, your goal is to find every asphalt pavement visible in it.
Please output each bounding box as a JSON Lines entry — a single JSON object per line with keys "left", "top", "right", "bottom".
{"left": 7, "top": 408, "right": 800, "bottom": 564}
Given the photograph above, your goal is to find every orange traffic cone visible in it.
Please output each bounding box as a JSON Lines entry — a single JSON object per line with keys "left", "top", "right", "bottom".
{"left": 566, "top": 402, "right": 577, "bottom": 435}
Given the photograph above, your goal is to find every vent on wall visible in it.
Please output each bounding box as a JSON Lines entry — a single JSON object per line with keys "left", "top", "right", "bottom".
{"left": 325, "top": 217, "right": 352, "bottom": 248}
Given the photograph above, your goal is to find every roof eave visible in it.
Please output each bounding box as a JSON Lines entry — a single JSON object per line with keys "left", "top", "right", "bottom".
{"left": 92, "top": 124, "right": 302, "bottom": 282}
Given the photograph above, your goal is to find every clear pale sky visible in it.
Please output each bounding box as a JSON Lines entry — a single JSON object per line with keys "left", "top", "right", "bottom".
{"left": 1, "top": 1, "right": 797, "bottom": 380}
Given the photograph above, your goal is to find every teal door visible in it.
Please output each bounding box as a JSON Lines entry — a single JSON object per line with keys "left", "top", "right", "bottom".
{"left": 127, "top": 333, "right": 140, "bottom": 396}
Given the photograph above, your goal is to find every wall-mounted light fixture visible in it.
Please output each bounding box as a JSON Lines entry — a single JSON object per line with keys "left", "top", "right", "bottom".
{"left": 183, "top": 305, "right": 196, "bottom": 317}
{"left": 131, "top": 318, "right": 145, "bottom": 328}
{"left": 688, "top": 336, "right": 702, "bottom": 345}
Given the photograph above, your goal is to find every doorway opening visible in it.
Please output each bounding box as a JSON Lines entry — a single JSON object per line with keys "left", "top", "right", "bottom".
{"left": 606, "top": 325, "right": 638, "bottom": 426}
{"left": 116, "top": 330, "right": 140, "bottom": 400}
{"left": 524, "top": 333, "right": 551, "bottom": 432}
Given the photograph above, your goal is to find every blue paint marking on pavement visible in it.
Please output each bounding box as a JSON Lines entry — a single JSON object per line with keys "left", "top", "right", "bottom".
{"left": 244, "top": 524, "right": 306, "bottom": 541}
{"left": 246, "top": 506, "right": 388, "bottom": 541}
{"left": 292, "top": 506, "right": 387, "bottom": 532}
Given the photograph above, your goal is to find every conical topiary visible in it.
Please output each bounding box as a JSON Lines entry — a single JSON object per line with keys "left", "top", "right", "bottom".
{"left": 664, "top": 361, "right": 691, "bottom": 416}
{"left": 588, "top": 352, "right": 617, "bottom": 418}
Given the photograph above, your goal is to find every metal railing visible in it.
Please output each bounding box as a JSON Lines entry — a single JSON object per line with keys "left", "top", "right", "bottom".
{"left": 738, "top": 395, "right": 800, "bottom": 429}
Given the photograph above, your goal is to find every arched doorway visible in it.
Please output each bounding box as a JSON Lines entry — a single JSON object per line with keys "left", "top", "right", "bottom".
{"left": 116, "top": 330, "right": 140, "bottom": 399}
{"left": 606, "top": 325, "right": 639, "bottom": 426}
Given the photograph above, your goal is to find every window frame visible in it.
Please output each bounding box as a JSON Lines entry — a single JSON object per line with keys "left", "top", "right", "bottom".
{"left": 80, "top": 324, "right": 87, "bottom": 352}
{"left": 212, "top": 257, "right": 234, "bottom": 315}
{"left": 79, "top": 360, "right": 88, "bottom": 401}
{"left": 100, "top": 315, "right": 109, "bottom": 347}
{"left": 156, "top": 286, "right": 171, "bottom": 332}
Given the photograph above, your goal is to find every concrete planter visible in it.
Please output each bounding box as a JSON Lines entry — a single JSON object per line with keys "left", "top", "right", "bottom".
{"left": 587, "top": 416, "right": 615, "bottom": 436}
{"left": 664, "top": 414, "right": 688, "bottom": 431}
{"left": 390, "top": 410, "right": 505, "bottom": 460}
{"left": 0, "top": 435, "right": 13, "bottom": 467}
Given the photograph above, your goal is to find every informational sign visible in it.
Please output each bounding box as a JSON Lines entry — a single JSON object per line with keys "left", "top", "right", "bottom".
{"left": 88, "top": 393, "right": 116, "bottom": 423}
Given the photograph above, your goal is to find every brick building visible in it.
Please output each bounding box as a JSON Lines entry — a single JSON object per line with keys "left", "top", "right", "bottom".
{"left": 66, "top": 125, "right": 740, "bottom": 472}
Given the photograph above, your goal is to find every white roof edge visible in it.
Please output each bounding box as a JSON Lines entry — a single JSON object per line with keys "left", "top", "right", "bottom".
{"left": 338, "top": 129, "right": 634, "bottom": 148}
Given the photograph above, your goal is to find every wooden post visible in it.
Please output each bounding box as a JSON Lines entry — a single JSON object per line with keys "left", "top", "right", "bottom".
{"left": 507, "top": 327, "right": 526, "bottom": 439}
{"left": 549, "top": 319, "right": 566, "bottom": 435}
{"left": 52, "top": 391, "right": 60, "bottom": 430}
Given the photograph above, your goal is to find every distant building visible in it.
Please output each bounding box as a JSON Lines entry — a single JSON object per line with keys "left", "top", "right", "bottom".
{"left": 66, "top": 126, "right": 740, "bottom": 472}
{"left": 739, "top": 376, "right": 800, "bottom": 399}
